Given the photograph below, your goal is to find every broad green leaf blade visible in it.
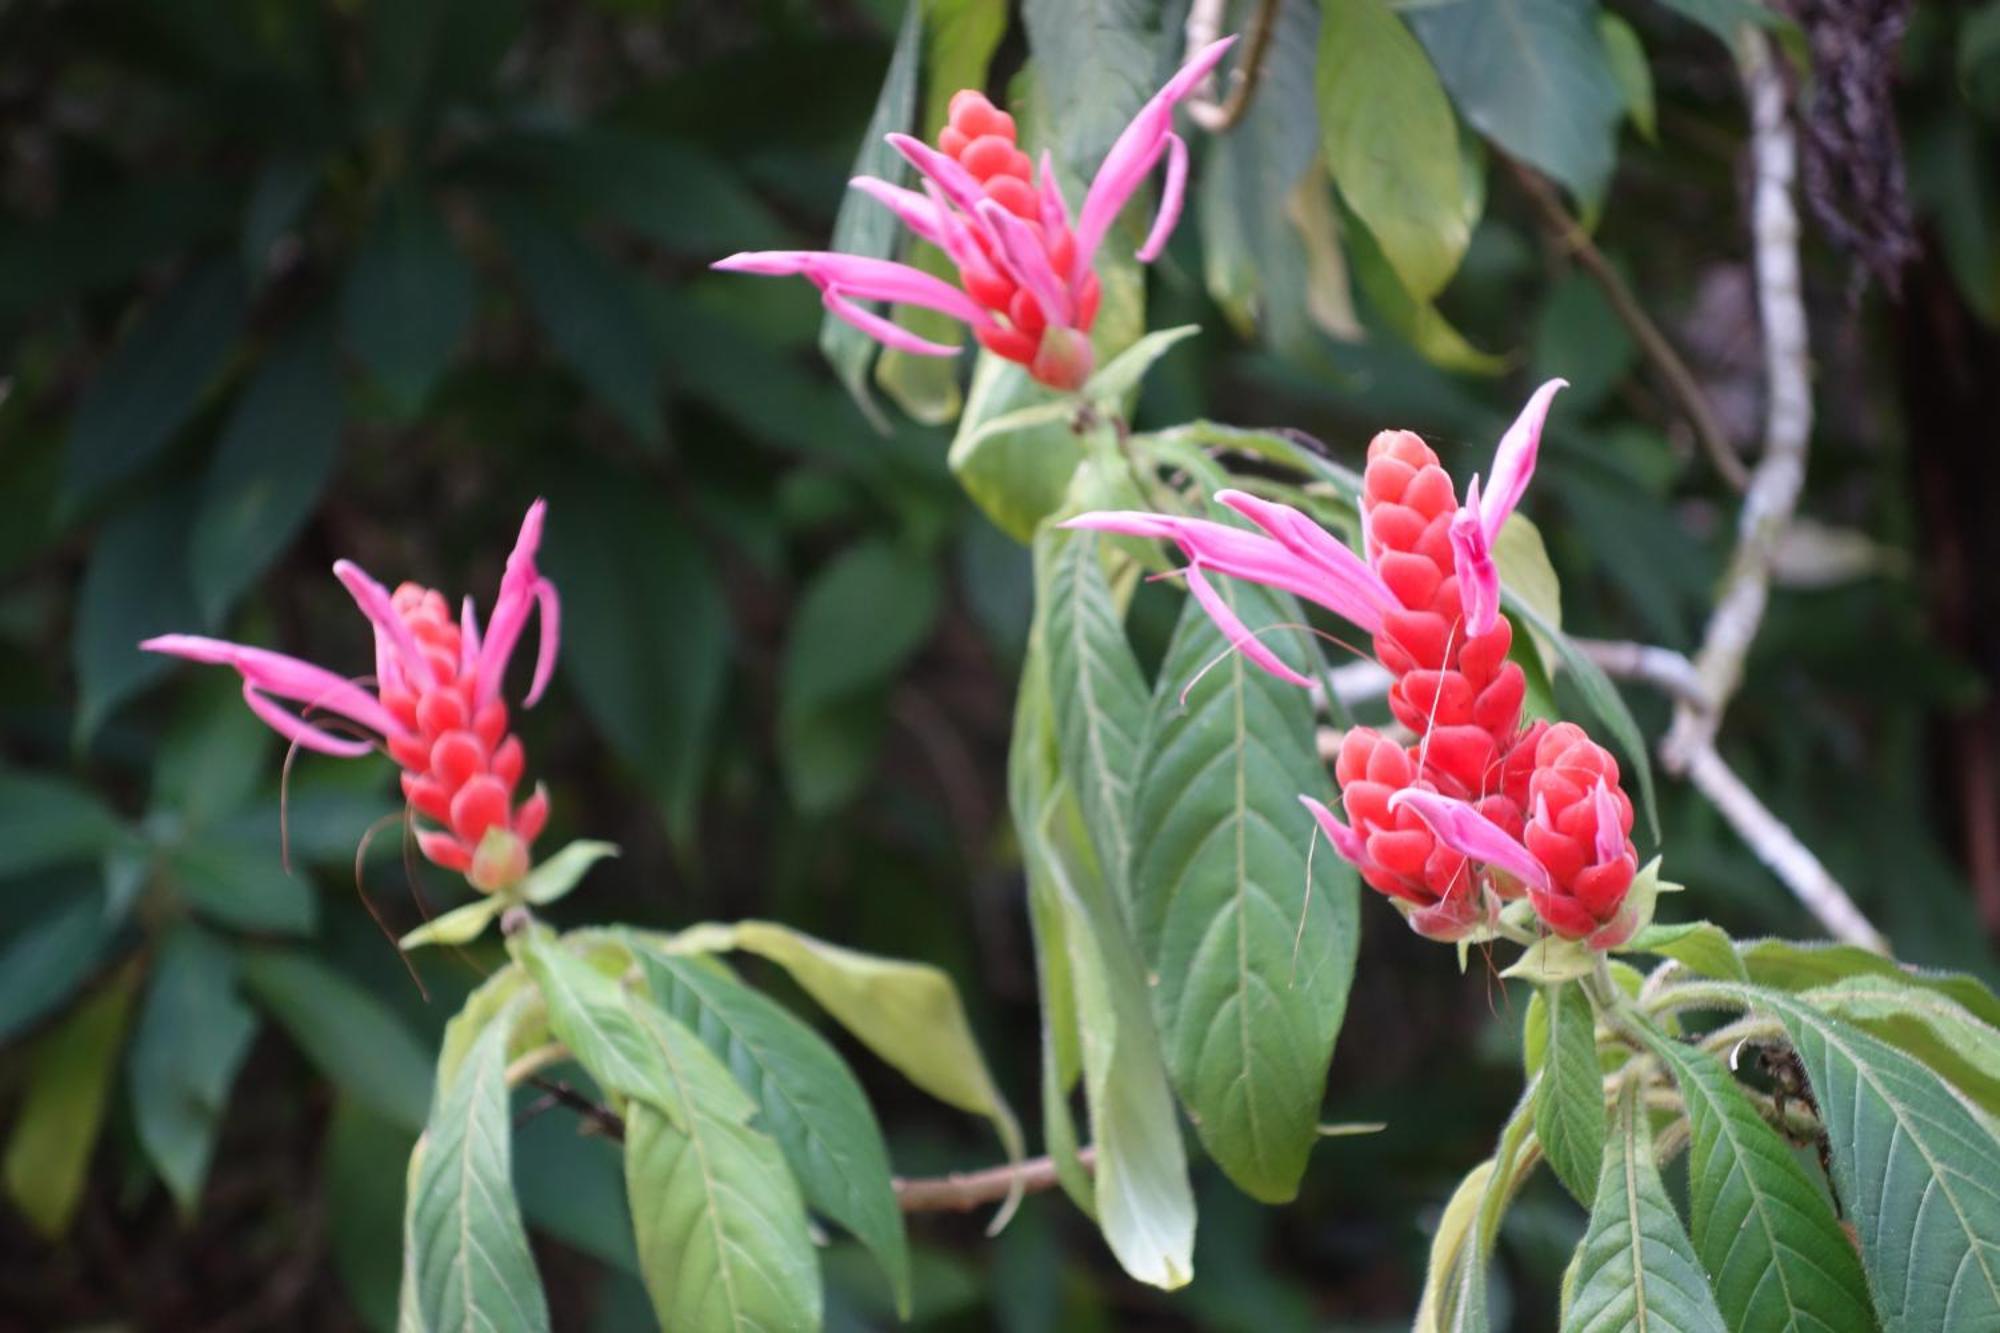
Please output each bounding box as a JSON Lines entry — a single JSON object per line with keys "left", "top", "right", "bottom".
{"left": 1646, "top": 1035, "right": 1876, "bottom": 1333}
{"left": 167, "top": 828, "right": 317, "bottom": 934}
{"left": 1598, "top": 12, "right": 1657, "bottom": 142}
{"left": 1081, "top": 325, "right": 1201, "bottom": 408}
{"left": 1129, "top": 578, "right": 1359, "bottom": 1201}
{"left": 820, "top": 0, "right": 924, "bottom": 428}
{"left": 128, "top": 924, "right": 258, "bottom": 1213}
{"left": 1620, "top": 920, "right": 1748, "bottom": 982}
{"left": 1506, "top": 590, "right": 1660, "bottom": 842}
{"left": 639, "top": 953, "right": 910, "bottom": 1314}
{"left": 0, "top": 767, "right": 127, "bottom": 879}
{"left": 152, "top": 680, "right": 273, "bottom": 829}
{"left": 1406, "top": 0, "right": 1625, "bottom": 206}
{"left": 1736, "top": 939, "right": 2000, "bottom": 1029}
{"left": 490, "top": 196, "right": 662, "bottom": 444}
{"left": 326, "top": 1097, "right": 417, "bottom": 1333}
{"left": 1740, "top": 987, "right": 2000, "bottom": 1332}
{"left": 0, "top": 888, "right": 120, "bottom": 1044}
{"left": 540, "top": 468, "right": 730, "bottom": 847}
{"left": 519, "top": 840, "right": 619, "bottom": 906}
{"left": 74, "top": 483, "right": 203, "bottom": 740}
{"left": 1803, "top": 974, "right": 2000, "bottom": 1115}
{"left": 1020, "top": 0, "right": 1166, "bottom": 186}
{"left": 191, "top": 318, "right": 343, "bottom": 623}
{"left": 720, "top": 921, "right": 1023, "bottom": 1164}
{"left": 947, "top": 383, "right": 1085, "bottom": 543}
{"left": 1564, "top": 1081, "right": 1729, "bottom": 1333}
{"left": 1318, "top": 0, "right": 1471, "bottom": 301}
{"left": 624, "top": 1089, "right": 822, "bottom": 1333}
{"left": 340, "top": 183, "right": 473, "bottom": 416}
{"left": 65, "top": 258, "right": 247, "bottom": 499}
{"left": 1414, "top": 1159, "right": 1496, "bottom": 1333}
{"left": 407, "top": 1017, "right": 550, "bottom": 1333}
{"left": 238, "top": 949, "right": 433, "bottom": 1132}
{"left": 1040, "top": 530, "right": 1150, "bottom": 915}
{"left": 1341, "top": 201, "right": 1502, "bottom": 374}
{"left": 1, "top": 966, "right": 137, "bottom": 1239}
{"left": 516, "top": 929, "right": 685, "bottom": 1123}
{"left": 1534, "top": 982, "right": 1604, "bottom": 1207}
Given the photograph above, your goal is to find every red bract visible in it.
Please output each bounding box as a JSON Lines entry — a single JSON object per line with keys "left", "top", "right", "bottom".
{"left": 1522, "top": 723, "right": 1639, "bottom": 945}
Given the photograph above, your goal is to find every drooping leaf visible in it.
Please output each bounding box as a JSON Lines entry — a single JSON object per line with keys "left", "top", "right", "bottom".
{"left": 191, "top": 318, "right": 343, "bottom": 622}
{"left": 1621, "top": 920, "right": 1748, "bottom": 982}
{"left": 1317, "top": 0, "right": 1471, "bottom": 301}
{"left": 947, "top": 385, "right": 1086, "bottom": 543}
{"left": 1342, "top": 202, "right": 1503, "bottom": 374}
{"left": 0, "top": 767, "right": 128, "bottom": 880}
{"left": 127, "top": 923, "right": 259, "bottom": 1214}
{"left": 405, "top": 1015, "right": 549, "bottom": 1333}
{"left": 238, "top": 949, "right": 433, "bottom": 1132}
{"left": 74, "top": 483, "right": 203, "bottom": 740}
{"left": 1414, "top": 1158, "right": 1497, "bottom": 1333}
{"left": 820, "top": 0, "right": 925, "bottom": 428}
{"left": 241, "top": 156, "right": 320, "bottom": 279}
{"left": 1129, "top": 577, "right": 1359, "bottom": 1201}
{"left": 1645, "top": 1035, "right": 1876, "bottom": 1333}
{"left": 1406, "top": 0, "right": 1625, "bottom": 206}
{"left": 490, "top": 195, "right": 662, "bottom": 444}
{"left": 1736, "top": 939, "right": 2000, "bottom": 1029}
{"left": 2, "top": 966, "right": 137, "bottom": 1239}
{"left": 151, "top": 680, "right": 273, "bottom": 830}
{"left": 0, "top": 888, "right": 121, "bottom": 1044}
{"left": 1597, "top": 13, "right": 1657, "bottom": 143}
{"left": 1563, "top": 1080, "right": 1729, "bottom": 1333}
{"left": 1534, "top": 982, "right": 1604, "bottom": 1207}
{"left": 340, "top": 183, "right": 474, "bottom": 416}
{"left": 516, "top": 929, "right": 685, "bottom": 1122}
{"left": 639, "top": 953, "right": 909, "bottom": 1312}
{"left": 1738, "top": 987, "right": 2000, "bottom": 1331}
{"left": 65, "top": 258, "right": 247, "bottom": 499}
{"left": 540, "top": 469, "right": 730, "bottom": 847}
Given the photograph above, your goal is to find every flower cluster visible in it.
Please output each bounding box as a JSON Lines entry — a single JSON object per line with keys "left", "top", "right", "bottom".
{"left": 143, "top": 503, "right": 559, "bottom": 894}
{"left": 713, "top": 36, "right": 1236, "bottom": 391}
{"left": 1069, "top": 382, "right": 1645, "bottom": 948}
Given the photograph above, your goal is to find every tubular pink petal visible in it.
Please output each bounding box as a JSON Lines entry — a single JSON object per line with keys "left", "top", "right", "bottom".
{"left": 711, "top": 251, "right": 816, "bottom": 276}
{"left": 977, "top": 200, "right": 1073, "bottom": 327}
{"left": 525, "top": 578, "right": 561, "bottom": 707}
{"left": 715, "top": 251, "right": 992, "bottom": 328}
{"left": 849, "top": 176, "right": 946, "bottom": 247}
{"left": 144, "top": 635, "right": 404, "bottom": 739}
{"left": 1390, "top": 789, "right": 1552, "bottom": 893}
{"left": 1478, "top": 378, "right": 1567, "bottom": 543}
{"left": 477, "top": 501, "right": 550, "bottom": 707}
{"left": 1134, "top": 131, "right": 1189, "bottom": 263}
{"left": 1037, "top": 151, "right": 1072, "bottom": 235}
{"left": 1215, "top": 489, "right": 1394, "bottom": 627}
{"left": 1449, "top": 507, "right": 1502, "bottom": 637}
{"left": 1592, "top": 779, "right": 1626, "bottom": 865}
{"left": 823, "top": 287, "right": 963, "bottom": 356}
{"left": 460, "top": 596, "right": 483, "bottom": 675}
{"left": 1074, "top": 35, "right": 1238, "bottom": 275}
{"left": 242, "top": 683, "right": 376, "bottom": 758}
{"left": 886, "top": 133, "right": 990, "bottom": 219}
{"left": 922, "top": 180, "right": 997, "bottom": 279}
{"left": 1300, "top": 795, "right": 1369, "bottom": 868}
{"left": 1184, "top": 562, "right": 1314, "bottom": 690}
{"left": 1061, "top": 511, "right": 1186, "bottom": 541}
{"left": 333, "top": 560, "right": 434, "bottom": 685}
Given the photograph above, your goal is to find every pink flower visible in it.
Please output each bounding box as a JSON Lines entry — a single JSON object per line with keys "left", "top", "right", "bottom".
{"left": 1449, "top": 379, "right": 1566, "bottom": 637}
{"left": 142, "top": 503, "right": 560, "bottom": 892}
{"left": 712, "top": 36, "right": 1238, "bottom": 391}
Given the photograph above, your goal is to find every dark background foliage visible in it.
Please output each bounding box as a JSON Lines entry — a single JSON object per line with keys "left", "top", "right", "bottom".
{"left": 0, "top": 0, "right": 1995, "bottom": 1327}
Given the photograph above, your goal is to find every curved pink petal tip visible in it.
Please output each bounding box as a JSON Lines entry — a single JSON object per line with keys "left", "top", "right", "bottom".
{"left": 1389, "top": 788, "right": 1551, "bottom": 893}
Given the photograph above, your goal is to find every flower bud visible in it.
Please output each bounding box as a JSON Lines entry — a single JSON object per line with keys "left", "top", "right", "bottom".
{"left": 1522, "top": 723, "right": 1639, "bottom": 944}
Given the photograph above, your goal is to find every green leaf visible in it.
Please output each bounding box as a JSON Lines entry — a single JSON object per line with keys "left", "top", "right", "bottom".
{"left": 639, "top": 953, "right": 909, "bottom": 1313}
{"left": 399, "top": 896, "right": 506, "bottom": 951}
{"left": 191, "top": 318, "right": 343, "bottom": 623}
{"left": 1597, "top": 13, "right": 1657, "bottom": 143}
{"left": 1021, "top": 0, "right": 1166, "bottom": 186}
{"left": 0, "top": 889, "right": 121, "bottom": 1044}
{"left": 242, "top": 156, "right": 320, "bottom": 279}
{"left": 1415, "top": 1159, "right": 1497, "bottom": 1332}
{"left": 622, "top": 1026, "right": 822, "bottom": 1333}
{"left": 539, "top": 470, "right": 730, "bottom": 847}
{"left": 1534, "top": 983, "right": 1603, "bottom": 1207}
{"left": 710, "top": 921, "right": 1023, "bottom": 1164}
{"left": 1645, "top": 1035, "right": 1876, "bottom": 1333}
{"left": 406, "top": 1015, "right": 550, "bottom": 1333}
{"left": 1621, "top": 920, "right": 1748, "bottom": 982}
{"left": 1318, "top": 0, "right": 1472, "bottom": 301}
{"left": 74, "top": 484, "right": 203, "bottom": 740}
{"left": 519, "top": 840, "right": 619, "bottom": 907}
{"left": 3, "top": 966, "right": 137, "bottom": 1239}
{"left": 1737, "top": 939, "right": 2000, "bottom": 1029}
{"left": 1129, "top": 577, "right": 1359, "bottom": 1201}
{"left": 778, "top": 540, "right": 941, "bottom": 812}
{"left": 820, "top": 0, "right": 925, "bottom": 429}
{"left": 1082, "top": 325, "right": 1201, "bottom": 408}
{"left": 1563, "top": 1080, "right": 1729, "bottom": 1332}
{"left": 65, "top": 258, "right": 247, "bottom": 499}
{"left": 516, "top": 929, "right": 685, "bottom": 1122}
{"left": 340, "top": 183, "right": 473, "bottom": 416}
{"left": 1803, "top": 975, "right": 2000, "bottom": 1117}
{"left": 1040, "top": 530, "right": 1150, "bottom": 915}
{"left": 167, "top": 827, "right": 317, "bottom": 934}
{"left": 151, "top": 681, "right": 273, "bottom": 829}
{"left": 1342, "top": 202, "right": 1503, "bottom": 374}
{"left": 1506, "top": 590, "right": 1661, "bottom": 842}
{"left": 1503, "top": 936, "right": 1597, "bottom": 984}
{"left": 1407, "top": 0, "right": 1625, "bottom": 206}
{"left": 127, "top": 924, "right": 258, "bottom": 1214}
{"left": 0, "top": 767, "right": 127, "bottom": 879}
{"left": 1733, "top": 986, "right": 2000, "bottom": 1331}
{"left": 238, "top": 949, "right": 433, "bottom": 1132}
{"left": 946, "top": 384, "right": 1085, "bottom": 543}
{"left": 490, "top": 196, "right": 662, "bottom": 444}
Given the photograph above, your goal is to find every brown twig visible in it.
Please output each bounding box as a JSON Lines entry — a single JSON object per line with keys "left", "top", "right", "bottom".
{"left": 1507, "top": 159, "right": 1751, "bottom": 493}
{"left": 1184, "top": 0, "right": 1283, "bottom": 132}
{"left": 893, "top": 1148, "right": 1096, "bottom": 1213}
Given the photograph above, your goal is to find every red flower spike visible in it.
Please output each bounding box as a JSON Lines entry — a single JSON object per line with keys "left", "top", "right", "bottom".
{"left": 1327, "top": 729, "right": 1496, "bottom": 940}
{"left": 1520, "top": 723, "right": 1639, "bottom": 942}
